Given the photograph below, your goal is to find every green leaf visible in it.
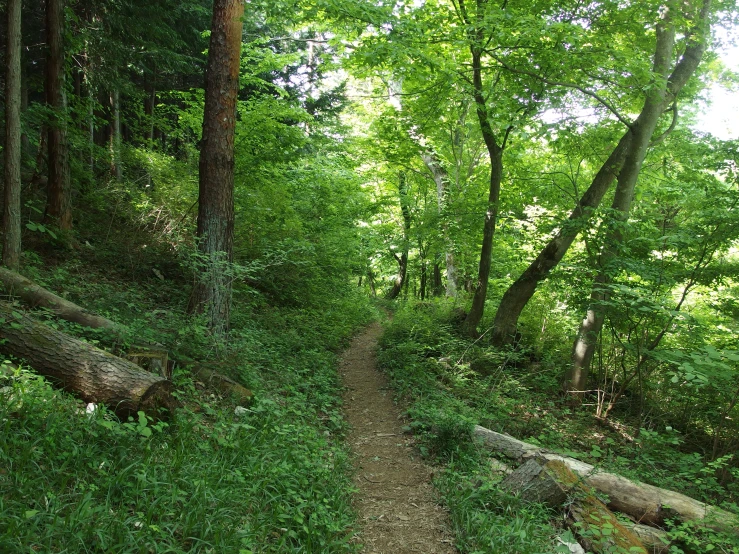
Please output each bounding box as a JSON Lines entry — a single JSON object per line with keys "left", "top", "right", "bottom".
{"left": 25, "top": 510, "right": 39, "bottom": 519}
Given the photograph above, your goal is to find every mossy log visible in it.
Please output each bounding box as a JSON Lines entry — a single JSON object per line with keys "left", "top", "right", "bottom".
{"left": 474, "top": 425, "right": 739, "bottom": 534}
{"left": 0, "top": 301, "right": 175, "bottom": 417}
{"left": 0, "top": 267, "right": 120, "bottom": 333}
{"left": 502, "top": 457, "right": 648, "bottom": 554}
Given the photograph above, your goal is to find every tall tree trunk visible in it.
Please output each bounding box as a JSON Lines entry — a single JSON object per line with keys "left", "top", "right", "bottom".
{"left": 491, "top": 0, "right": 714, "bottom": 349}
{"left": 566, "top": 1, "right": 712, "bottom": 395}
{"left": 422, "top": 152, "right": 457, "bottom": 297}
{"left": 432, "top": 261, "right": 443, "bottom": 296}
{"left": 44, "top": 0, "right": 72, "bottom": 230}
{"left": 462, "top": 48, "right": 505, "bottom": 336}
{"left": 387, "top": 172, "right": 412, "bottom": 300}
{"left": 490, "top": 132, "right": 633, "bottom": 346}
{"left": 3, "top": 0, "right": 23, "bottom": 270}
{"left": 109, "top": 89, "right": 122, "bottom": 182}
{"left": 20, "top": 54, "right": 30, "bottom": 157}
{"left": 367, "top": 269, "right": 377, "bottom": 298}
{"left": 456, "top": 0, "right": 508, "bottom": 336}
{"left": 188, "top": 0, "right": 244, "bottom": 334}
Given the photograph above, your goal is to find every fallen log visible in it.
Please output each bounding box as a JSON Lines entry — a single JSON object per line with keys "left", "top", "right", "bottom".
{"left": 0, "top": 267, "right": 121, "bottom": 333}
{"left": 0, "top": 301, "right": 175, "bottom": 417}
{"left": 191, "top": 365, "right": 253, "bottom": 405}
{"left": 501, "top": 457, "right": 647, "bottom": 554}
{"left": 474, "top": 425, "right": 739, "bottom": 534}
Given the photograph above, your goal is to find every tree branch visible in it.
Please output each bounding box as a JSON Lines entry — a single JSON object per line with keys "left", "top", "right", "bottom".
{"left": 487, "top": 54, "right": 633, "bottom": 128}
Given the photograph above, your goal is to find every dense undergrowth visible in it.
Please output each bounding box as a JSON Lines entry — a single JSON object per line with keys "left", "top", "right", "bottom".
{"left": 376, "top": 300, "right": 739, "bottom": 554}
{"left": 0, "top": 194, "right": 374, "bottom": 553}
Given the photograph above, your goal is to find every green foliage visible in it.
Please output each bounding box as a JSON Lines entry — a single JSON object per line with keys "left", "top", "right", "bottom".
{"left": 0, "top": 279, "right": 372, "bottom": 553}
{"left": 437, "top": 465, "right": 557, "bottom": 554}
{"left": 377, "top": 300, "right": 739, "bottom": 553}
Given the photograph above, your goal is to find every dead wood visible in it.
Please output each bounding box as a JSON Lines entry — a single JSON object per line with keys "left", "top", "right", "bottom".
{"left": 190, "top": 365, "right": 253, "bottom": 404}
{"left": 501, "top": 457, "right": 648, "bottom": 553}
{"left": 0, "top": 267, "right": 121, "bottom": 332}
{"left": 474, "top": 425, "right": 739, "bottom": 534}
{"left": 0, "top": 301, "right": 175, "bottom": 417}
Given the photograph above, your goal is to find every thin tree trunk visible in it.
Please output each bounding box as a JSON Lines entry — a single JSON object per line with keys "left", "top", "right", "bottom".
{"left": 387, "top": 172, "right": 411, "bottom": 300}
{"left": 566, "top": 1, "right": 712, "bottom": 395}
{"left": 3, "top": 0, "right": 23, "bottom": 270}
{"left": 490, "top": 132, "right": 633, "bottom": 346}
{"left": 20, "top": 53, "right": 30, "bottom": 157}
{"left": 461, "top": 37, "right": 507, "bottom": 336}
{"left": 188, "top": 0, "right": 244, "bottom": 334}
{"left": 421, "top": 152, "right": 457, "bottom": 297}
{"left": 367, "top": 269, "right": 377, "bottom": 297}
{"left": 44, "top": 0, "right": 72, "bottom": 230}
{"left": 110, "top": 89, "right": 122, "bottom": 182}
{"left": 0, "top": 267, "right": 120, "bottom": 332}
{"left": 432, "top": 261, "right": 443, "bottom": 296}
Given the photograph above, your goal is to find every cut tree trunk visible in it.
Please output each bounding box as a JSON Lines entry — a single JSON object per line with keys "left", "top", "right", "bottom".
{"left": 501, "top": 457, "right": 648, "bottom": 554}
{"left": 0, "top": 267, "right": 121, "bottom": 332}
{"left": 0, "top": 301, "right": 175, "bottom": 417}
{"left": 474, "top": 425, "right": 739, "bottom": 534}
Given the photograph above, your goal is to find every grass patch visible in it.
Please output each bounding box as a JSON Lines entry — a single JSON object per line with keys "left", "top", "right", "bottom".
{"left": 1, "top": 250, "right": 375, "bottom": 552}
{"left": 376, "top": 299, "right": 739, "bottom": 554}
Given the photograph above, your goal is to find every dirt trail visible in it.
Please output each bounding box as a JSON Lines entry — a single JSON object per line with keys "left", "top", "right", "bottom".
{"left": 340, "top": 322, "right": 458, "bottom": 554}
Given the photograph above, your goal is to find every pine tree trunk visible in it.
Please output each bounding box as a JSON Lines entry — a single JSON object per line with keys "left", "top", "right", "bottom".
{"left": 44, "top": 0, "right": 72, "bottom": 230}
{"left": 3, "top": 0, "right": 23, "bottom": 270}
{"left": 0, "top": 301, "right": 174, "bottom": 417}
{"left": 189, "top": 0, "right": 244, "bottom": 334}
{"left": 0, "top": 267, "right": 120, "bottom": 332}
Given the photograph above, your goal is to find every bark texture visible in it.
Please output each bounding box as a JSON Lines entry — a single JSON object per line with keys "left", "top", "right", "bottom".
{"left": 110, "top": 89, "right": 122, "bottom": 182}
{"left": 44, "top": 0, "right": 72, "bottom": 230}
{"left": 421, "top": 152, "right": 457, "bottom": 297}
{"left": 0, "top": 301, "right": 175, "bottom": 417}
{"left": 0, "top": 267, "right": 120, "bottom": 332}
{"left": 473, "top": 425, "right": 739, "bottom": 534}
{"left": 2, "top": 0, "right": 23, "bottom": 270}
{"left": 189, "top": 0, "right": 244, "bottom": 333}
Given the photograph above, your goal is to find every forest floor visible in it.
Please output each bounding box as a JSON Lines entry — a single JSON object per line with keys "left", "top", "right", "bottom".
{"left": 340, "top": 322, "right": 458, "bottom": 554}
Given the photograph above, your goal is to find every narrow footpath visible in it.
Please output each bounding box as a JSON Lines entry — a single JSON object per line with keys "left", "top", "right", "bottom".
{"left": 340, "top": 322, "right": 458, "bottom": 554}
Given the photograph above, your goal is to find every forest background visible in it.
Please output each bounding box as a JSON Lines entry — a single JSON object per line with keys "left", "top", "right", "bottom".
{"left": 1, "top": 0, "right": 739, "bottom": 552}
